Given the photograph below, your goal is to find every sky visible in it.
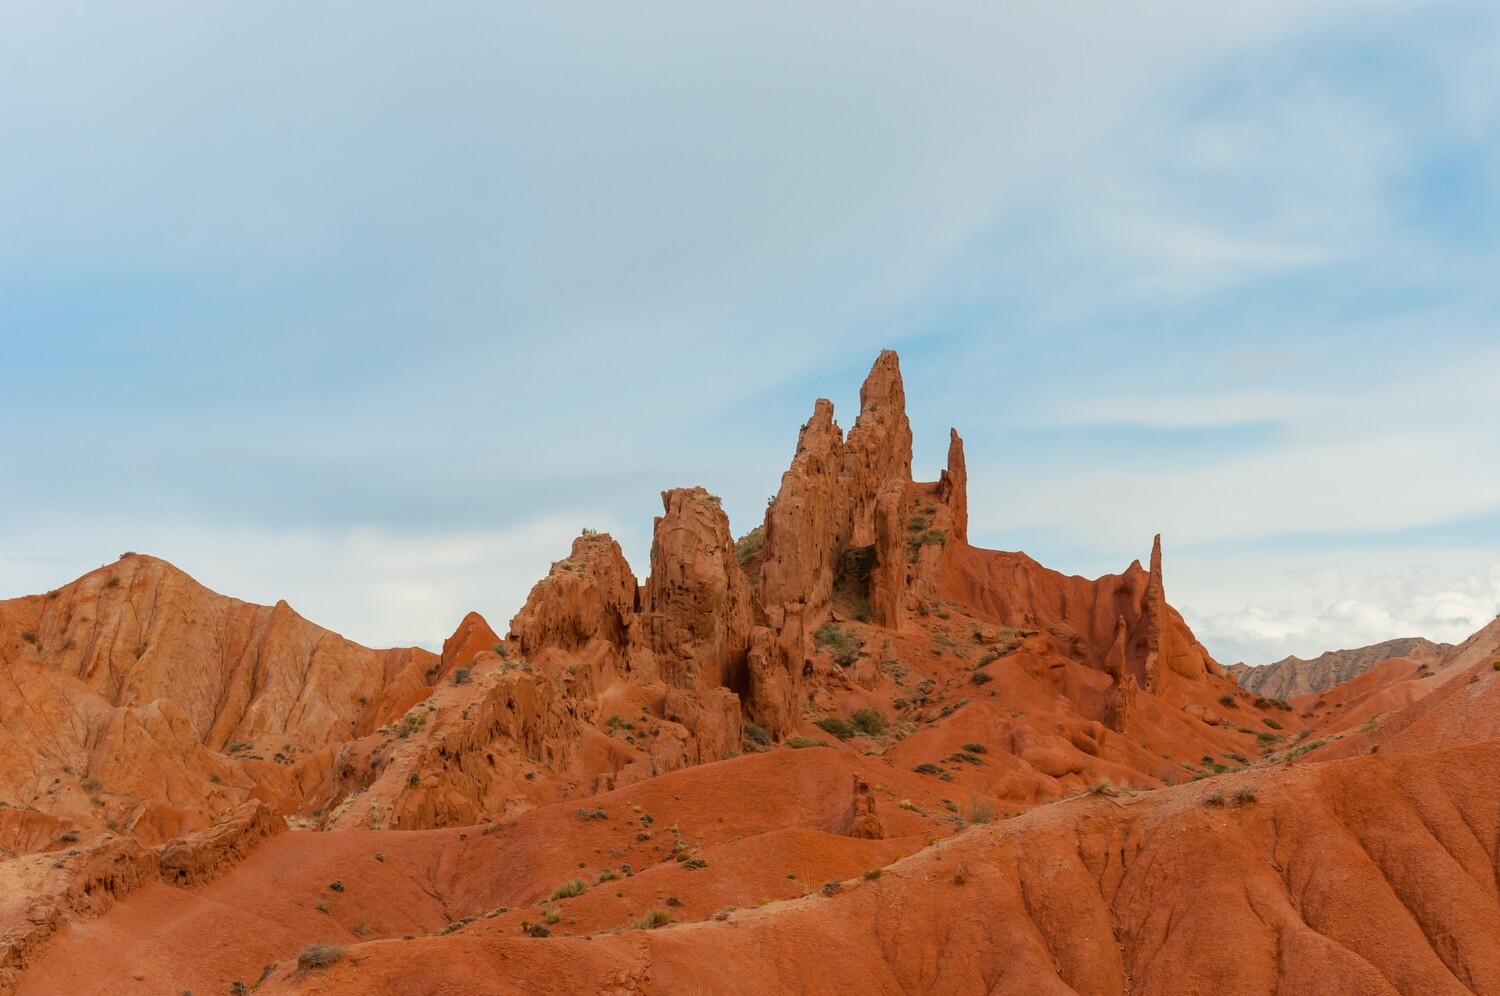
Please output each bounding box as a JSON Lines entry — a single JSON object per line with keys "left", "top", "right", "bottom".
{"left": 3, "top": 1, "right": 1499, "bottom": 665}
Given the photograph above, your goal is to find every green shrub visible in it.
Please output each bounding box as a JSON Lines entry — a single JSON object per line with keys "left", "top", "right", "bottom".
{"left": 967, "top": 792, "right": 995, "bottom": 824}
{"left": 1218, "top": 694, "right": 1237, "bottom": 708}
{"left": 1285, "top": 738, "right": 1328, "bottom": 760}
{"left": 734, "top": 526, "right": 765, "bottom": 566}
{"left": 551, "top": 878, "right": 587, "bottom": 900}
{"left": 1262, "top": 718, "right": 1283, "bottom": 730}
{"left": 961, "top": 742, "right": 987, "bottom": 754}
{"left": 849, "top": 708, "right": 887, "bottom": 736}
{"left": 631, "top": 908, "right": 673, "bottom": 930}
{"left": 971, "top": 670, "right": 993, "bottom": 685}
{"left": 786, "top": 736, "right": 829, "bottom": 749}
{"left": 815, "top": 716, "right": 855, "bottom": 740}
{"left": 452, "top": 667, "right": 471, "bottom": 685}
{"left": 743, "top": 722, "right": 770, "bottom": 746}
{"left": 813, "top": 623, "right": 863, "bottom": 666}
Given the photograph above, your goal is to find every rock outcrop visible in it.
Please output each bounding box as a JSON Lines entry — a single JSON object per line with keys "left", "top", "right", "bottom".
{"left": 642, "top": 488, "right": 756, "bottom": 693}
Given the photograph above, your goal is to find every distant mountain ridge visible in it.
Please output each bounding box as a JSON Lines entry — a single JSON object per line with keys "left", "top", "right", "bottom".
{"left": 1228, "top": 636, "right": 1451, "bottom": 699}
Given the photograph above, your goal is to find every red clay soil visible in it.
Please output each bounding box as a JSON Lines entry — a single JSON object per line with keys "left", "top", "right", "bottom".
{"left": 239, "top": 738, "right": 1500, "bottom": 996}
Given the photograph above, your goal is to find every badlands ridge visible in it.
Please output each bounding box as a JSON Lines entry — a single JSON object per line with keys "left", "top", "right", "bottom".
{"left": 2, "top": 352, "right": 1499, "bottom": 994}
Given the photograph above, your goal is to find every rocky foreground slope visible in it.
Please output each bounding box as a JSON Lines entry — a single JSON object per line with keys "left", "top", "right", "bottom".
{"left": 3, "top": 351, "right": 1498, "bottom": 994}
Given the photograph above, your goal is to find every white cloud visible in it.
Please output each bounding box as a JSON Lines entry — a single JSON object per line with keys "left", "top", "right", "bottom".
{"left": 1183, "top": 559, "right": 1500, "bottom": 664}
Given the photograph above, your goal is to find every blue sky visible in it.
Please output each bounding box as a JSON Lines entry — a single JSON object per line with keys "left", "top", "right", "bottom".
{"left": 3, "top": 1, "right": 1499, "bottom": 664}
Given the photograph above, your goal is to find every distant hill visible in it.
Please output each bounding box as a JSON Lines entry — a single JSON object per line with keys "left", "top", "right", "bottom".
{"left": 1228, "top": 637, "right": 1451, "bottom": 698}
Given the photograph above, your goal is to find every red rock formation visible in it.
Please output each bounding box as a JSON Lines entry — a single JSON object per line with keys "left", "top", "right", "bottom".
{"left": 642, "top": 488, "right": 756, "bottom": 693}
{"left": 937, "top": 428, "right": 968, "bottom": 544}
{"left": 508, "top": 533, "right": 638, "bottom": 666}
{"left": 868, "top": 479, "right": 908, "bottom": 629}
{"left": 841, "top": 349, "right": 913, "bottom": 547}
{"left": 840, "top": 774, "right": 884, "bottom": 840}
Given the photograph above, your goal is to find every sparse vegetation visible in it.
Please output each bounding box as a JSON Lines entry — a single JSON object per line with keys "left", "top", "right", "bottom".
{"left": 786, "top": 737, "right": 829, "bottom": 749}
{"left": 576, "top": 807, "right": 608, "bottom": 821}
{"left": 911, "top": 763, "right": 941, "bottom": 775}
{"left": 743, "top": 722, "right": 771, "bottom": 746}
{"left": 397, "top": 710, "right": 427, "bottom": 738}
{"left": 631, "top": 908, "right": 673, "bottom": 930}
{"left": 1218, "top": 694, "right": 1237, "bottom": 708}
{"left": 961, "top": 742, "right": 987, "bottom": 754}
{"left": 452, "top": 667, "right": 471, "bottom": 685}
{"left": 1261, "top": 717, "right": 1284, "bottom": 730}
{"left": 551, "top": 878, "right": 587, "bottom": 900}
{"left": 1285, "top": 738, "right": 1329, "bottom": 760}
{"left": 815, "top": 716, "right": 855, "bottom": 739}
{"left": 967, "top": 792, "right": 995, "bottom": 824}
{"left": 813, "top": 622, "right": 863, "bottom": 666}
{"left": 863, "top": 868, "right": 883, "bottom": 880}
{"left": 850, "top": 707, "right": 887, "bottom": 736}
{"left": 734, "top": 526, "right": 765, "bottom": 567}
{"left": 20, "top": 631, "right": 36, "bottom": 644}
{"left": 971, "top": 670, "right": 993, "bottom": 685}
{"left": 297, "top": 943, "right": 344, "bottom": 969}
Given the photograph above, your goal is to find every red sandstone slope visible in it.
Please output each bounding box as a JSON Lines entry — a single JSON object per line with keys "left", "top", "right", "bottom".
{"left": 245, "top": 736, "right": 1500, "bottom": 996}
{"left": 4, "top": 350, "right": 1499, "bottom": 994}
{"left": 0, "top": 556, "right": 434, "bottom": 851}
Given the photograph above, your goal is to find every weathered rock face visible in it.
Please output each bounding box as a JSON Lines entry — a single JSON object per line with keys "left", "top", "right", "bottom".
{"left": 510, "top": 534, "right": 637, "bottom": 654}
{"left": 663, "top": 687, "right": 743, "bottom": 767}
{"left": 0, "top": 555, "right": 434, "bottom": 756}
{"left": 509, "top": 532, "right": 639, "bottom": 682}
{"left": 840, "top": 774, "right": 884, "bottom": 840}
{"left": 744, "top": 625, "right": 800, "bottom": 739}
{"left": 869, "top": 480, "right": 909, "bottom": 629}
{"left": 938, "top": 428, "right": 968, "bottom": 545}
{"left": 842, "top": 350, "right": 913, "bottom": 548}
{"left": 642, "top": 488, "right": 756, "bottom": 693}
{"left": 759, "top": 398, "right": 849, "bottom": 625}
